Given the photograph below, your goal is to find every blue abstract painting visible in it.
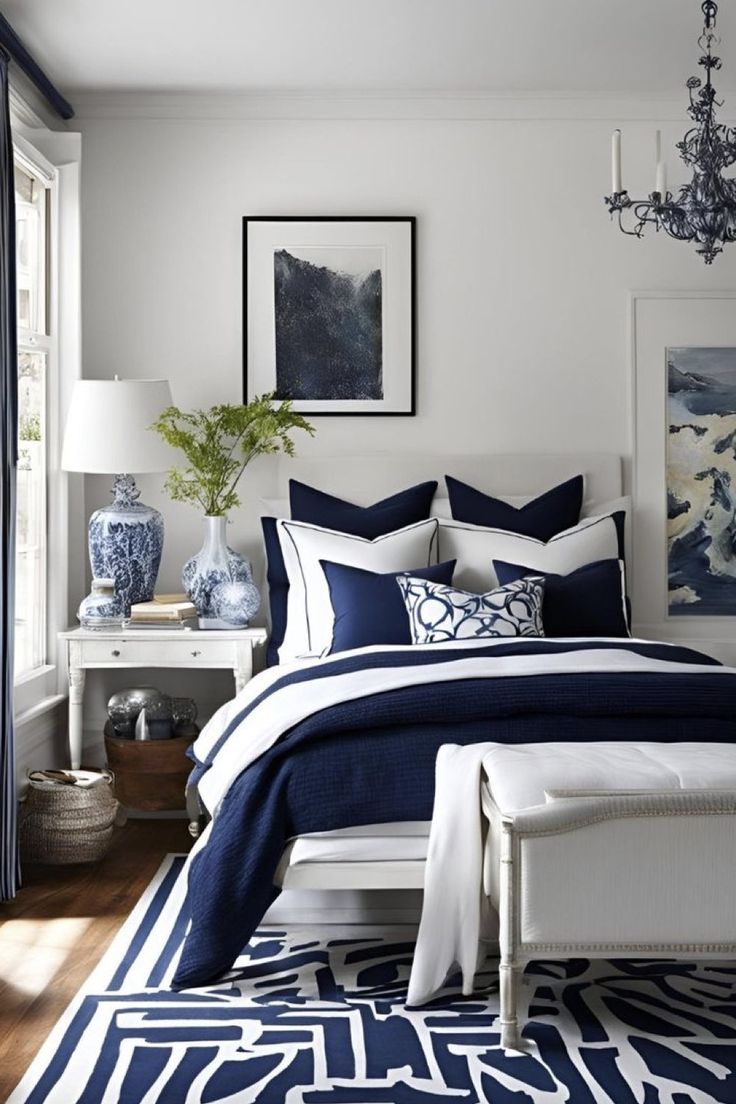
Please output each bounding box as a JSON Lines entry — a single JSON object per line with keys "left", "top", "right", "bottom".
{"left": 273, "top": 246, "right": 383, "bottom": 401}
{"left": 668, "top": 346, "right": 736, "bottom": 615}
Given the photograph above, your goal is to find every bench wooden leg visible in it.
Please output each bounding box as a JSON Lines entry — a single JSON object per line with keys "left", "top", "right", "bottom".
{"left": 498, "top": 818, "right": 524, "bottom": 1049}
{"left": 499, "top": 959, "right": 522, "bottom": 1049}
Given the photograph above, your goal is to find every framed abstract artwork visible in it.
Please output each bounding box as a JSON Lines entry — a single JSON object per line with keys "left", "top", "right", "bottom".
{"left": 243, "top": 216, "right": 415, "bottom": 416}
{"left": 632, "top": 291, "right": 736, "bottom": 641}
{"left": 667, "top": 346, "right": 736, "bottom": 615}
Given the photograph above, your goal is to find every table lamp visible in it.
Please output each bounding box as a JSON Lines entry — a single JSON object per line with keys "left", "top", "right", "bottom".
{"left": 61, "top": 377, "right": 174, "bottom": 615}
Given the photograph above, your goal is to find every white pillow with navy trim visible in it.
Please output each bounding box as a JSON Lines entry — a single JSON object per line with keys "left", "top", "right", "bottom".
{"left": 398, "top": 574, "right": 545, "bottom": 644}
{"left": 438, "top": 513, "right": 623, "bottom": 593}
{"left": 277, "top": 517, "right": 440, "bottom": 662}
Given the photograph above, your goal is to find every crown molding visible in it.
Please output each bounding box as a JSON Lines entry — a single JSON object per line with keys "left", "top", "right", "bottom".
{"left": 67, "top": 88, "right": 732, "bottom": 123}
{"left": 9, "top": 70, "right": 70, "bottom": 131}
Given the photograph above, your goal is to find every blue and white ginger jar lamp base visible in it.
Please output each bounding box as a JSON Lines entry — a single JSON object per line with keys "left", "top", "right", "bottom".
{"left": 183, "top": 515, "right": 260, "bottom": 629}
{"left": 88, "top": 474, "right": 164, "bottom": 615}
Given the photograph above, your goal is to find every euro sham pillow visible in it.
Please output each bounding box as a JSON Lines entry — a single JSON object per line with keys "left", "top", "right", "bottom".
{"left": 494, "top": 557, "right": 630, "bottom": 638}
{"left": 398, "top": 575, "right": 545, "bottom": 644}
{"left": 322, "top": 559, "right": 456, "bottom": 654}
{"left": 438, "top": 511, "right": 625, "bottom": 594}
{"left": 290, "top": 480, "right": 438, "bottom": 538}
{"left": 277, "top": 518, "right": 439, "bottom": 662}
{"left": 445, "top": 474, "right": 583, "bottom": 540}
{"left": 263, "top": 480, "right": 438, "bottom": 666}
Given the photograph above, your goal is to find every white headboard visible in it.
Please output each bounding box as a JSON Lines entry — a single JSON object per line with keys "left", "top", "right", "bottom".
{"left": 240, "top": 453, "right": 626, "bottom": 622}
{"left": 261, "top": 452, "right": 623, "bottom": 511}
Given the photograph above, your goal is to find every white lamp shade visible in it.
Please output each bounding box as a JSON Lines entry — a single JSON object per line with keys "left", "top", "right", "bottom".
{"left": 61, "top": 379, "right": 175, "bottom": 474}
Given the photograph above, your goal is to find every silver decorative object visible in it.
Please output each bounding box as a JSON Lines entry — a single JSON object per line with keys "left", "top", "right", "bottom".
{"left": 107, "top": 687, "right": 173, "bottom": 740}
{"left": 134, "top": 708, "right": 151, "bottom": 741}
{"left": 605, "top": 1, "right": 736, "bottom": 264}
{"left": 171, "top": 697, "right": 199, "bottom": 737}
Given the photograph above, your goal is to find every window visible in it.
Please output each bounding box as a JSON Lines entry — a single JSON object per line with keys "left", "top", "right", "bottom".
{"left": 14, "top": 157, "right": 52, "bottom": 679}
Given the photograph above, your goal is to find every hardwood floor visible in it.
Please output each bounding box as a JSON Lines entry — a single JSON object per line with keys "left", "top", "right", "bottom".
{"left": 0, "top": 819, "right": 191, "bottom": 1102}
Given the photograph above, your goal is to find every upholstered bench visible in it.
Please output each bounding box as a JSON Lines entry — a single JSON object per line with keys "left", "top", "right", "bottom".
{"left": 480, "top": 742, "right": 736, "bottom": 1049}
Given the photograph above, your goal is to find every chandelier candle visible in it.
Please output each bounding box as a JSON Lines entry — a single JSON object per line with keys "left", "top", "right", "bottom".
{"left": 611, "top": 129, "right": 622, "bottom": 194}
{"left": 655, "top": 131, "right": 666, "bottom": 198}
{"left": 605, "top": 0, "right": 736, "bottom": 264}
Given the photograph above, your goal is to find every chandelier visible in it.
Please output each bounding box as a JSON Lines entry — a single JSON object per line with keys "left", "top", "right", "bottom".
{"left": 604, "top": 0, "right": 736, "bottom": 264}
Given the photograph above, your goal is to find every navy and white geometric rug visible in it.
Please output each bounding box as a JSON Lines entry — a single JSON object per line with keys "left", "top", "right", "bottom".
{"left": 9, "top": 854, "right": 736, "bottom": 1103}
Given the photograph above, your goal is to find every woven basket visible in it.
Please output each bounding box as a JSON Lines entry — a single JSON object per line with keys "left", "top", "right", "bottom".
{"left": 20, "top": 770, "right": 119, "bottom": 865}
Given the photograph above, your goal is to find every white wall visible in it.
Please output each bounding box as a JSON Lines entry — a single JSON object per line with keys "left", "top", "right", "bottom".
{"left": 70, "top": 95, "right": 736, "bottom": 734}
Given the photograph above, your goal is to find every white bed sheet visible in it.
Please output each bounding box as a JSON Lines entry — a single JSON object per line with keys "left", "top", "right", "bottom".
{"left": 284, "top": 821, "right": 431, "bottom": 865}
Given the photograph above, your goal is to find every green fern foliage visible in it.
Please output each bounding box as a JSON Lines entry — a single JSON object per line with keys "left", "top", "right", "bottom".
{"left": 151, "top": 394, "right": 314, "bottom": 516}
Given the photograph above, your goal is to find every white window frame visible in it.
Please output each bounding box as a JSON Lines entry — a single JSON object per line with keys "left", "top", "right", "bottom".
{"left": 12, "top": 132, "right": 69, "bottom": 722}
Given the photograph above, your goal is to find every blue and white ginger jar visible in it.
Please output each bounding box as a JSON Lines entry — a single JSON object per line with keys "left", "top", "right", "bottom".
{"left": 88, "top": 474, "right": 163, "bottom": 615}
{"left": 78, "top": 577, "right": 124, "bottom": 629}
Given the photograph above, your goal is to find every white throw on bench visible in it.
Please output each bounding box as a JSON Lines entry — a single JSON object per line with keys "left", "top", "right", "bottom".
{"left": 411, "top": 741, "right": 736, "bottom": 1050}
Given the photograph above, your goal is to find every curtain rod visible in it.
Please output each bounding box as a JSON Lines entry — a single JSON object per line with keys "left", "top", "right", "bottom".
{"left": 0, "top": 12, "right": 74, "bottom": 120}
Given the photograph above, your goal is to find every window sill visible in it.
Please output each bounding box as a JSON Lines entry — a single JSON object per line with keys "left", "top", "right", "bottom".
{"left": 15, "top": 691, "right": 65, "bottom": 732}
{"left": 14, "top": 664, "right": 59, "bottom": 717}
{"left": 15, "top": 692, "right": 66, "bottom": 788}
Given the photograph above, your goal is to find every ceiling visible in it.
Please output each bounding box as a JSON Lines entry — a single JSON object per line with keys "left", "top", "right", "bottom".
{"left": 2, "top": 0, "right": 734, "bottom": 98}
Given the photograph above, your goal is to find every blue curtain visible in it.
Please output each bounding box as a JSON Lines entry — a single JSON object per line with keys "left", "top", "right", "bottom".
{"left": 0, "top": 46, "right": 19, "bottom": 901}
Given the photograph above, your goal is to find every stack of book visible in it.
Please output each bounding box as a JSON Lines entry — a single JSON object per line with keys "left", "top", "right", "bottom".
{"left": 125, "top": 594, "right": 197, "bottom": 630}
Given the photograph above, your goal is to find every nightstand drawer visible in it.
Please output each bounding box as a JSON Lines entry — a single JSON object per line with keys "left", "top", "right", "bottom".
{"left": 79, "top": 637, "right": 237, "bottom": 667}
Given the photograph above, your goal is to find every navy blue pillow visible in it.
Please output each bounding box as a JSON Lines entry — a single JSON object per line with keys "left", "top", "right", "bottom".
{"left": 289, "top": 480, "right": 438, "bottom": 538}
{"left": 323, "top": 559, "right": 456, "bottom": 654}
{"left": 446, "top": 474, "right": 583, "bottom": 540}
{"left": 263, "top": 481, "right": 439, "bottom": 666}
{"left": 493, "top": 557, "right": 630, "bottom": 638}
{"left": 262, "top": 516, "right": 290, "bottom": 667}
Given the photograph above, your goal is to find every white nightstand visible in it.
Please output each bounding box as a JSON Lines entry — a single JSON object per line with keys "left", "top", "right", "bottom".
{"left": 59, "top": 626, "right": 268, "bottom": 769}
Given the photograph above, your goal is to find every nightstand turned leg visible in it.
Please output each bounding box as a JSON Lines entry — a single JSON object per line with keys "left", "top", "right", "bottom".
{"left": 68, "top": 667, "right": 86, "bottom": 770}
{"left": 234, "top": 643, "right": 253, "bottom": 697}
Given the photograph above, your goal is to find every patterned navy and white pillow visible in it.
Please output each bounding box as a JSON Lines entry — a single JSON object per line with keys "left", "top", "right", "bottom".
{"left": 397, "top": 574, "right": 545, "bottom": 644}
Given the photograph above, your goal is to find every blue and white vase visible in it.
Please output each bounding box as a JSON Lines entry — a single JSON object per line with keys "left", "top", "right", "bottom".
{"left": 182, "top": 515, "right": 259, "bottom": 629}
{"left": 88, "top": 474, "right": 164, "bottom": 615}
{"left": 77, "top": 577, "right": 125, "bottom": 630}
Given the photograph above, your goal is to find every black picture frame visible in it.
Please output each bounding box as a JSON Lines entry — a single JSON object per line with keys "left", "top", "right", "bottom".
{"left": 243, "top": 215, "right": 416, "bottom": 416}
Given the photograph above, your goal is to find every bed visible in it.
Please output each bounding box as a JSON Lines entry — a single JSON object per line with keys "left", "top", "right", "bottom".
{"left": 253, "top": 451, "right": 625, "bottom": 894}
{"left": 173, "top": 454, "right": 736, "bottom": 990}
